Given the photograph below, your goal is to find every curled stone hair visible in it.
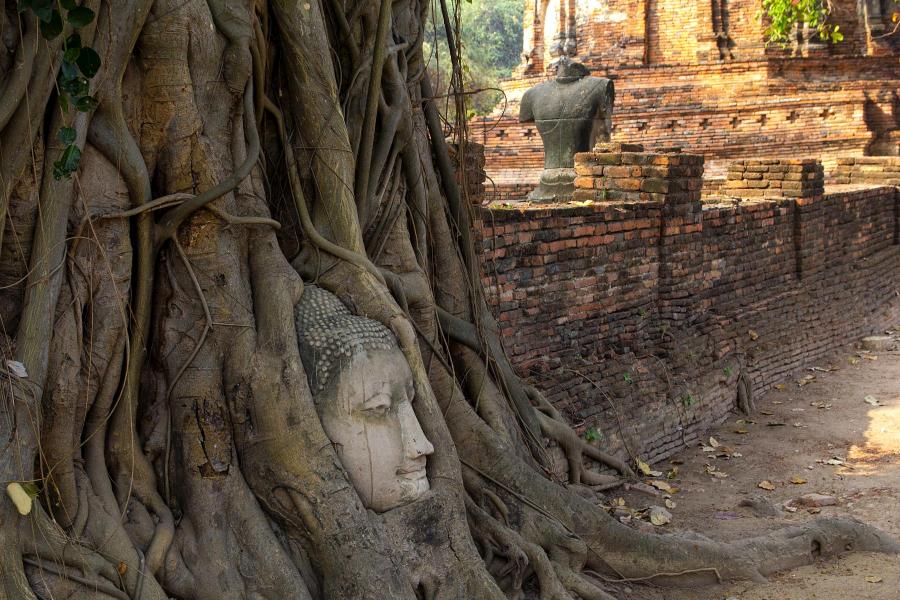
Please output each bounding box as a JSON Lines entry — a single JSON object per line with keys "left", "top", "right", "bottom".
{"left": 294, "top": 285, "right": 397, "bottom": 394}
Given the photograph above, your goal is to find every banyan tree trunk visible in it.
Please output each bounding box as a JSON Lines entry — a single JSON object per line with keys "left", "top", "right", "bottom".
{"left": 0, "top": 1, "right": 896, "bottom": 599}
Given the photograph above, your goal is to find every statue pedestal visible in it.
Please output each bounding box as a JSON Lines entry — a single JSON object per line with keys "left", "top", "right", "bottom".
{"left": 529, "top": 167, "right": 577, "bottom": 202}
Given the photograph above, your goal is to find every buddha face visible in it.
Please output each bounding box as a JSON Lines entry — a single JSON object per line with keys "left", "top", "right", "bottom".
{"left": 317, "top": 346, "right": 434, "bottom": 512}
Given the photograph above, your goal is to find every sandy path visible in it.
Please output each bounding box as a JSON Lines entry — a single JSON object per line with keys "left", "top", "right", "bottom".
{"left": 619, "top": 329, "right": 900, "bottom": 600}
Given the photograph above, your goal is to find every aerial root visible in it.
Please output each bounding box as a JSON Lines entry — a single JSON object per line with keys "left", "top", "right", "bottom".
{"left": 737, "top": 370, "right": 755, "bottom": 414}
{"left": 466, "top": 493, "right": 621, "bottom": 600}
{"left": 580, "top": 515, "right": 900, "bottom": 589}
{"left": 528, "top": 386, "right": 633, "bottom": 481}
{"left": 71, "top": 191, "right": 280, "bottom": 259}
{"left": 466, "top": 496, "right": 573, "bottom": 600}
{"left": 466, "top": 496, "right": 528, "bottom": 593}
{"left": 552, "top": 565, "right": 618, "bottom": 600}
{"left": 22, "top": 558, "right": 129, "bottom": 600}
{"left": 19, "top": 503, "right": 132, "bottom": 600}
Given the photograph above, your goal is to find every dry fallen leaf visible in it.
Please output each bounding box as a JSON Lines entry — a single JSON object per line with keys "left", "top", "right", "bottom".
{"left": 649, "top": 506, "right": 672, "bottom": 526}
{"left": 849, "top": 356, "right": 860, "bottom": 365}
{"left": 705, "top": 465, "right": 728, "bottom": 478}
{"left": 748, "top": 329, "right": 759, "bottom": 340}
{"left": 790, "top": 476, "right": 807, "bottom": 485}
{"left": 118, "top": 562, "right": 128, "bottom": 576}
{"left": 648, "top": 480, "right": 677, "bottom": 494}
{"left": 665, "top": 498, "right": 676, "bottom": 509}
{"left": 709, "top": 436, "right": 720, "bottom": 448}
{"left": 636, "top": 458, "right": 662, "bottom": 477}
{"left": 758, "top": 480, "right": 776, "bottom": 491}
{"left": 734, "top": 428, "right": 749, "bottom": 434}
{"left": 864, "top": 395, "right": 882, "bottom": 407}
{"left": 865, "top": 575, "right": 883, "bottom": 583}
{"left": 774, "top": 383, "right": 787, "bottom": 391}
{"left": 760, "top": 410, "right": 774, "bottom": 415}
{"left": 796, "top": 375, "right": 816, "bottom": 387}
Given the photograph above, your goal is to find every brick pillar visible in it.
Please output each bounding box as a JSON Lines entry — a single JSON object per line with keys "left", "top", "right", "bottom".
{"left": 794, "top": 195, "right": 826, "bottom": 281}
{"left": 723, "top": 158, "right": 826, "bottom": 279}
{"left": 573, "top": 143, "right": 706, "bottom": 330}
{"left": 447, "top": 141, "right": 487, "bottom": 205}
{"left": 834, "top": 157, "right": 900, "bottom": 245}
{"left": 724, "top": 158, "right": 824, "bottom": 199}
{"left": 695, "top": 0, "right": 721, "bottom": 62}
{"left": 656, "top": 153, "right": 706, "bottom": 328}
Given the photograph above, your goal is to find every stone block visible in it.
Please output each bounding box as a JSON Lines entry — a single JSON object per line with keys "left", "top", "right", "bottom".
{"left": 641, "top": 178, "right": 670, "bottom": 194}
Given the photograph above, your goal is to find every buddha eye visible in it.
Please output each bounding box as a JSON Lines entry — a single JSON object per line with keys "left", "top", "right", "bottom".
{"left": 360, "top": 393, "right": 392, "bottom": 417}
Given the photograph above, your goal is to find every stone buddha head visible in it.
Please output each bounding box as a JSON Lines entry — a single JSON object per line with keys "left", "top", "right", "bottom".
{"left": 294, "top": 286, "right": 434, "bottom": 512}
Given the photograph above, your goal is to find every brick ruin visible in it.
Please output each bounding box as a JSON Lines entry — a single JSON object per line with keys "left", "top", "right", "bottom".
{"left": 473, "top": 152, "right": 900, "bottom": 464}
{"left": 469, "top": 0, "right": 899, "bottom": 202}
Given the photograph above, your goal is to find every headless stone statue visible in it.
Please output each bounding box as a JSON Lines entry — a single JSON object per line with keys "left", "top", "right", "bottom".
{"left": 294, "top": 285, "right": 434, "bottom": 512}
{"left": 519, "top": 59, "right": 614, "bottom": 202}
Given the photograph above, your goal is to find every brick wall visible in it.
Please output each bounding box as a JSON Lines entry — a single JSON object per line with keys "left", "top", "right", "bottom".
{"left": 475, "top": 154, "right": 900, "bottom": 466}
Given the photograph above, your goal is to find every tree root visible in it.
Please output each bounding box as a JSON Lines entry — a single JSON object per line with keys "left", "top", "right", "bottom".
{"left": 737, "top": 370, "right": 755, "bottom": 414}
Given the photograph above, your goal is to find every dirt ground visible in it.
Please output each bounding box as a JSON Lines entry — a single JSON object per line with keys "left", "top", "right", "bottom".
{"left": 618, "top": 328, "right": 900, "bottom": 600}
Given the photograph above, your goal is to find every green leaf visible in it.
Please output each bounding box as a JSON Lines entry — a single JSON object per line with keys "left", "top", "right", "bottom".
{"left": 61, "top": 0, "right": 77, "bottom": 9}
{"left": 60, "top": 59, "right": 79, "bottom": 81}
{"left": 53, "top": 144, "right": 81, "bottom": 180}
{"left": 74, "top": 95, "right": 98, "bottom": 112}
{"left": 31, "top": 0, "right": 55, "bottom": 22}
{"left": 76, "top": 47, "right": 100, "bottom": 78}
{"left": 58, "top": 93, "right": 69, "bottom": 113}
{"left": 67, "top": 6, "right": 95, "bottom": 28}
{"left": 17, "top": 0, "right": 35, "bottom": 12}
{"left": 57, "top": 126, "right": 76, "bottom": 145}
{"left": 65, "top": 33, "right": 82, "bottom": 49}
{"left": 39, "top": 10, "right": 63, "bottom": 39}
{"left": 20, "top": 482, "right": 40, "bottom": 499}
{"left": 585, "top": 426, "right": 602, "bottom": 443}
{"left": 64, "top": 47, "right": 80, "bottom": 62}
{"left": 60, "top": 74, "right": 88, "bottom": 97}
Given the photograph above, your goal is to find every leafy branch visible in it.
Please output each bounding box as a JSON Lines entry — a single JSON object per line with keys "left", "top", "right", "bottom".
{"left": 17, "top": 0, "right": 100, "bottom": 179}
{"left": 758, "top": 0, "right": 844, "bottom": 46}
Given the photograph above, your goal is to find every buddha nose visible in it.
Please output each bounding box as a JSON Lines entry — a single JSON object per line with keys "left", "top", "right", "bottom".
{"left": 399, "top": 401, "right": 434, "bottom": 460}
